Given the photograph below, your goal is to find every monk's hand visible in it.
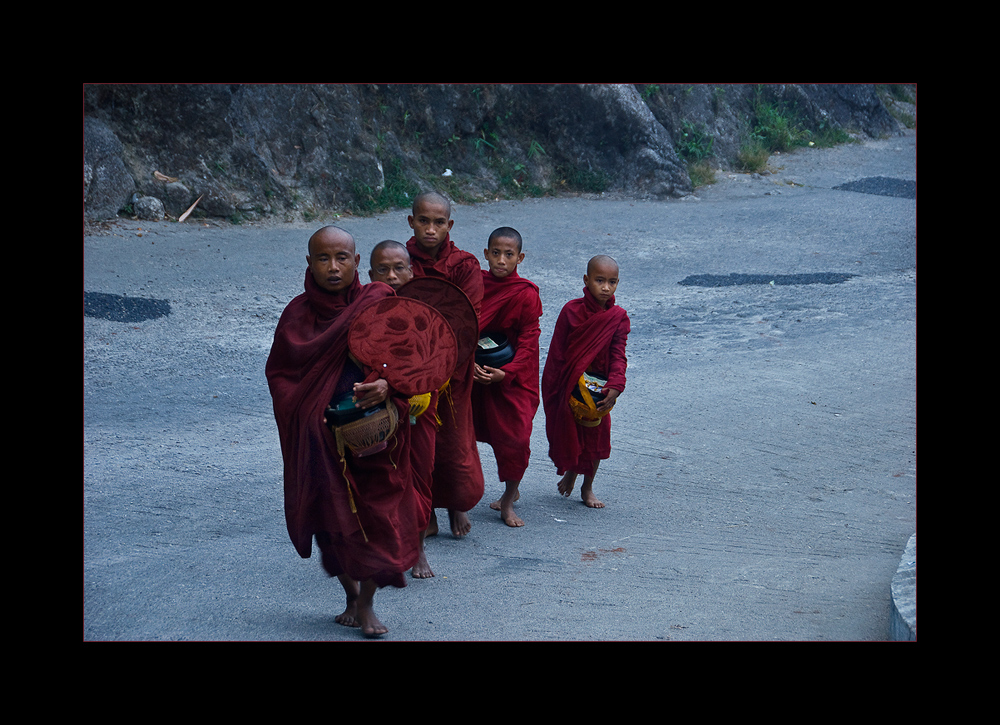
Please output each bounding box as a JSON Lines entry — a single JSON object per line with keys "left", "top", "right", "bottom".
{"left": 473, "top": 363, "right": 494, "bottom": 385}
{"left": 474, "top": 364, "right": 505, "bottom": 385}
{"left": 596, "top": 387, "right": 620, "bottom": 412}
{"left": 353, "top": 378, "right": 389, "bottom": 409}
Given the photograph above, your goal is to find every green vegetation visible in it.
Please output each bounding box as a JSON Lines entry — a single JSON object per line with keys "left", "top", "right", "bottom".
{"left": 811, "top": 120, "right": 854, "bottom": 147}
{"left": 877, "top": 84, "right": 916, "bottom": 129}
{"left": 748, "top": 88, "right": 810, "bottom": 154}
{"left": 675, "top": 120, "right": 717, "bottom": 188}
{"left": 490, "top": 157, "right": 545, "bottom": 198}
{"left": 472, "top": 129, "right": 496, "bottom": 155}
{"left": 675, "top": 120, "right": 714, "bottom": 162}
{"left": 737, "top": 86, "right": 856, "bottom": 173}
{"left": 736, "top": 137, "right": 772, "bottom": 174}
{"left": 880, "top": 84, "right": 914, "bottom": 103}
{"left": 557, "top": 164, "right": 609, "bottom": 194}
{"left": 686, "top": 161, "right": 716, "bottom": 188}
{"left": 347, "top": 157, "right": 420, "bottom": 215}
{"left": 435, "top": 174, "right": 479, "bottom": 205}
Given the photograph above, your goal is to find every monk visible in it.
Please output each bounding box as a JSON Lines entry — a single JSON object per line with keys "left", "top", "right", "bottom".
{"left": 404, "top": 192, "right": 485, "bottom": 538}
{"left": 472, "top": 227, "right": 542, "bottom": 527}
{"left": 541, "top": 254, "right": 630, "bottom": 509}
{"left": 265, "top": 226, "right": 419, "bottom": 638}
{"left": 367, "top": 240, "right": 412, "bottom": 293}
{"left": 367, "top": 239, "right": 435, "bottom": 579}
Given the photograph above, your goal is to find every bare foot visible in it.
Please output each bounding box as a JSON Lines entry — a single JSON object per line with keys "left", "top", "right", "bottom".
{"left": 448, "top": 509, "right": 472, "bottom": 537}
{"left": 356, "top": 607, "right": 388, "bottom": 638}
{"left": 425, "top": 511, "right": 439, "bottom": 538}
{"left": 558, "top": 472, "right": 577, "bottom": 497}
{"left": 500, "top": 505, "right": 524, "bottom": 527}
{"left": 581, "top": 484, "right": 604, "bottom": 508}
{"left": 335, "top": 601, "right": 360, "bottom": 628}
{"left": 355, "top": 580, "right": 387, "bottom": 638}
{"left": 490, "top": 491, "right": 520, "bottom": 511}
{"left": 411, "top": 535, "right": 435, "bottom": 578}
{"left": 497, "top": 488, "right": 524, "bottom": 527}
{"left": 335, "top": 575, "right": 361, "bottom": 627}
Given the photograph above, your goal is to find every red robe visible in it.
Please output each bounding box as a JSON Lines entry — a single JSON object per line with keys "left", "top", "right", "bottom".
{"left": 265, "top": 272, "right": 419, "bottom": 588}
{"left": 408, "top": 389, "right": 438, "bottom": 531}
{"left": 541, "top": 287, "right": 630, "bottom": 476}
{"left": 472, "top": 269, "right": 542, "bottom": 482}
{"left": 405, "top": 234, "right": 485, "bottom": 512}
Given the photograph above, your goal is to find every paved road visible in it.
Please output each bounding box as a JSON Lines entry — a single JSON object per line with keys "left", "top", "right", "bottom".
{"left": 83, "top": 131, "right": 916, "bottom": 641}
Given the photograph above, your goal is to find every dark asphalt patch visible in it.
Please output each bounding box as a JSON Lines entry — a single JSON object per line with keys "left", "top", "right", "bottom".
{"left": 84, "top": 291, "right": 171, "bottom": 322}
{"left": 833, "top": 176, "right": 916, "bottom": 200}
{"left": 678, "top": 273, "right": 858, "bottom": 287}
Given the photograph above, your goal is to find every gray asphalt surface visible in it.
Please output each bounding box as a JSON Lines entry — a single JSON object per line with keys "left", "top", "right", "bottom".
{"left": 83, "top": 131, "right": 917, "bottom": 641}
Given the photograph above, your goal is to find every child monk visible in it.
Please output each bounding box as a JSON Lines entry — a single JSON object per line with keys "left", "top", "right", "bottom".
{"left": 368, "top": 240, "right": 435, "bottom": 579}
{"left": 541, "top": 255, "right": 630, "bottom": 509}
{"left": 404, "top": 192, "right": 485, "bottom": 537}
{"left": 472, "top": 227, "right": 542, "bottom": 527}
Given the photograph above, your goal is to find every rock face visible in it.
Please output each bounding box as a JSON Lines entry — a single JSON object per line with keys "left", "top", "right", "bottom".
{"left": 83, "top": 116, "right": 136, "bottom": 221}
{"left": 82, "top": 83, "right": 910, "bottom": 222}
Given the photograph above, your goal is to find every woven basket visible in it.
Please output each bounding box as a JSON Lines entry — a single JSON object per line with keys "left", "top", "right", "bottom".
{"left": 334, "top": 402, "right": 399, "bottom": 458}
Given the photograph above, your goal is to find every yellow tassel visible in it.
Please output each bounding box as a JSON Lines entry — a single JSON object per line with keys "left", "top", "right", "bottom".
{"left": 332, "top": 429, "right": 370, "bottom": 543}
{"left": 438, "top": 378, "right": 457, "bottom": 427}
{"left": 341, "top": 470, "right": 369, "bottom": 543}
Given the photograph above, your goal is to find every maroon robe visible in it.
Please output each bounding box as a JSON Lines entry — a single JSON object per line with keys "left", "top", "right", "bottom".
{"left": 265, "top": 271, "right": 419, "bottom": 588}
{"left": 541, "top": 286, "right": 630, "bottom": 476}
{"left": 408, "top": 389, "right": 438, "bottom": 530}
{"left": 405, "top": 234, "right": 485, "bottom": 512}
{"left": 472, "top": 269, "right": 542, "bottom": 482}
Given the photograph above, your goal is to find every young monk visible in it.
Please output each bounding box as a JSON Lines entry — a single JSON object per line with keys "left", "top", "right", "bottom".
{"left": 404, "top": 192, "right": 485, "bottom": 538}
{"left": 472, "top": 227, "right": 542, "bottom": 527}
{"left": 367, "top": 240, "right": 435, "bottom": 579}
{"left": 265, "top": 226, "right": 420, "bottom": 638}
{"left": 541, "top": 254, "right": 630, "bottom": 509}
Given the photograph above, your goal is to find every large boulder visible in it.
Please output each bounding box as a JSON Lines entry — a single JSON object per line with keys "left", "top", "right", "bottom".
{"left": 83, "top": 116, "right": 135, "bottom": 221}
{"left": 508, "top": 84, "right": 690, "bottom": 198}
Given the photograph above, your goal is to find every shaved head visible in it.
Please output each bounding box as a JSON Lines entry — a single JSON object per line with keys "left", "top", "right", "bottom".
{"left": 412, "top": 191, "right": 451, "bottom": 217}
{"left": 306, "top": 226, "right": 359, "bottom": 294}
{"left": 369, "top": 239, "right": 412, "bottom": 290}
{"left": 587, "top": 254, "right": 619, "bottom": 276}
{"left": 370, "top": 239, "right": 409, "bottom": 267}
{"left": 308, "top": 225, "right": 355, "bottom": 257}
{"left": 584, "top": 254, "right": 620, "bottom": 307}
